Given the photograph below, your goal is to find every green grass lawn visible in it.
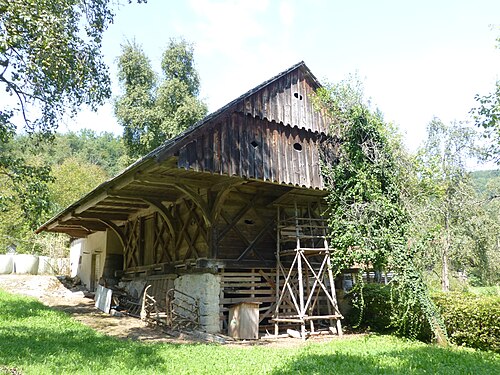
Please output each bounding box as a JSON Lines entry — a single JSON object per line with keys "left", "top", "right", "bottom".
{"left": 0, "top": 290, "right": 498, "bottom": 375}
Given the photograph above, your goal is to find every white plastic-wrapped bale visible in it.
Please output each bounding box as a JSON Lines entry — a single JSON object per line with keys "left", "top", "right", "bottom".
{"left": 14, "top": 254, "right": 39, "bottom": 274}
{"left": 0, "top": 254, "right": 14, "bottom": 274}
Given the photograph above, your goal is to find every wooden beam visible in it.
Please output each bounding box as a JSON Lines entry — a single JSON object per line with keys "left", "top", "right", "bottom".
{"left": 210, "top": 181, "right": 244, "bottom": 223}
{"left": 174, "top": 201, "right": 196, "bottom": 251}
{"left": 74, "top": 191, "right": 108, "bottom": 214}
{"left": 209, "top": 178, "right": 245, "bottom": 192}
{"left": 95, "top": 201, "right": 149, "bottom": 209}
{"left": 236, "top": 218, "right": 275, "bottom": 261}
{"left": 186, "top": 200, "right": 209, "bottom": 245}
{"left": 105, "top": 197, "right": 149, "bottom": 204}
{"left": 93, "top": 219, "right": 125, "bottom": 249}
{"left": 196, "top": 259, "right": 276, "bottom": 269}
{"left": 112, "top": 174, "right": 136, "bottom": 190}
{"left": 62, "top": 220, "right": 108, "bottom": 231}
{"left": 75, "top": 212, "right": 130, "bottom": 221}
{"left": 141, "top": 198, "right": 177, "bottom": 245}
{"left": 172, "top": 183, "right": 211, "bottom": 225}
{"left": 217, "top": 196, "right": 256, "bottom": 241}
{"left": 48, "top": 228, "right": 92, "bottom": 238}
{"left": 136, "top": 173, "right": 219, "bottom": 188}
{"left": 108, "top": 189, "right": 179, "bottom": 202}
{"left": 60, "top": 212, "right": 75, "bottom": 222}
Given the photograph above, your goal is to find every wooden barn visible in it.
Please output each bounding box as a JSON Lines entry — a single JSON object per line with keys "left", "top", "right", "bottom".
{"left": 37, "top": 62, "right": 343, "bottom": 339}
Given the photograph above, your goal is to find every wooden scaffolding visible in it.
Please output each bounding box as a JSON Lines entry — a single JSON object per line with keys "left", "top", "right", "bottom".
{"left": 273, "top": 203, "right": 343, "bottom": 339}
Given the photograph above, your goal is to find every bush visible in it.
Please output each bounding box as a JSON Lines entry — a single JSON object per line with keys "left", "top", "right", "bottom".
{"left": 346, "top": 283, "right": 393, "bottom": 332}
{"left": 347, "top": 284, "right": 500, "bottom": 352}
{"left": 433, "top": 292, "right": 500, "bottom": 353}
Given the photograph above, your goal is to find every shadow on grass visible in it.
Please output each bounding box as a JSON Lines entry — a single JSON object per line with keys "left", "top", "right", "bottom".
{"left": 0, "top": 297, "right": 47, "bottom": 320}
{"left": 271, "top": 342, "right": 500, "bottom": 375}
{"left": 0, "top": 292, "right": 186, "bottom": 373}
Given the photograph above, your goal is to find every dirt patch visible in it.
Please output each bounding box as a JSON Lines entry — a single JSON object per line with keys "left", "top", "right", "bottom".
{"left": 0, "top": 275, "right": 355, "bottom": 347}
{"left": 0, "top": 275, "right": 194, "bottom": 343}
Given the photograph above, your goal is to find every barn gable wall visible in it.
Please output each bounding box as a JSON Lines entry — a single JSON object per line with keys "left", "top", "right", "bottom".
{"left": 235, "top": 66, "right": 328, "bottom": 134}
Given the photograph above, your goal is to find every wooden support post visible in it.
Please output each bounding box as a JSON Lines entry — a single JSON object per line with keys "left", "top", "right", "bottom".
{"left": 325, "top": 230, "right": 342, "bottom": 336}
{"left": 295, "top": 201, "right": 306, "bottom": 340}
{"left": 336, "top": 318, "right": 343, "bottom": 337}
{"left": 297, "top": 251, "right": 305, "bottom": 340}
{"left": 275, "top": 206, "right": 280, "bottom": 337}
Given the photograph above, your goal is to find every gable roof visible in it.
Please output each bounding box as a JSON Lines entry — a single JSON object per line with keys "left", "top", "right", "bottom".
{"left": 36, "top": 61, "right": 327, "bottom": 237}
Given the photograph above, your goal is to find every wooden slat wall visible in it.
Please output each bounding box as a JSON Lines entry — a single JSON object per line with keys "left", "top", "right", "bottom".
{"left": 236, "top": 67, "right": 328, "bottom": 134}
{"left": 219, "top": 269, "right": 305, "bottom": 332}
{"left": 219, "top": 269, "right": 276, "bottom": 331}
{"left": 178, "top": 113, "right": 325, "bottom": 189}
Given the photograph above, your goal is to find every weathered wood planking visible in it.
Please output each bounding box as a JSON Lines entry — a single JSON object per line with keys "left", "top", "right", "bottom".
{"left": 235, "top": 65, "right": 328, "bottom": 134}
{"left": 178, "top": 113, "right": 325, "bottom": 189}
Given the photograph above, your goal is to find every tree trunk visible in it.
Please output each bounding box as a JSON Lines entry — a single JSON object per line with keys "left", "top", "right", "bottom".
{"left": 441, "top": 214, "right": 450, "bottom": 292}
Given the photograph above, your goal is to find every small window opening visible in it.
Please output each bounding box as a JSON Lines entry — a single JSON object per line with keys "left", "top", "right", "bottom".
{"left": 250, "top": 140, "right": 259, "bottom": 148}
{"left": 294, "top": 92, "right": 303, "bottom": 100}
{"left": 244, "top": 219, "right": 255, "bottom": 225}
{"left": 293, "top": 142, "right": 303, "bottom": 152}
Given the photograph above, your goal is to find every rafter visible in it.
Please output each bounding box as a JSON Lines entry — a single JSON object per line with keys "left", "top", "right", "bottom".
{"left": 76, "top": 212, "right": 130, "bottom": 221}
{"left": 108, "top": 189, "right": 179, "bottom": 202}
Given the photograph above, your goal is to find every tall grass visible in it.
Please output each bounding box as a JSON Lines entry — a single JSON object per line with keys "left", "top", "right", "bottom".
{"left": 0, "top": 290, "right": 498, "bottom": 374}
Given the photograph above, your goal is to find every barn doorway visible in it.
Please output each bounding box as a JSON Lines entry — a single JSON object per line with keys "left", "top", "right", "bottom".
{"left": 90, "top": 252, "right": 101, "bottom": 291}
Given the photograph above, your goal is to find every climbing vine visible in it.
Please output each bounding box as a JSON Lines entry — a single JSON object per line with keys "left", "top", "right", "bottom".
{"left": 315, "top": 78, "right": 447, "bottom": 343}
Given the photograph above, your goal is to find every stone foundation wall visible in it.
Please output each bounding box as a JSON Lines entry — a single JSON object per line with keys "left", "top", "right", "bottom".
{"left": 174, "top": 273, "right": 221, "bottom": 333}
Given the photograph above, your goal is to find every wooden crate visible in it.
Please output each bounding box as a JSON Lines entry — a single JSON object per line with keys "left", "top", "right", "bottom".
{"left": 228, "top": 302, "right": 260, "bottom": 340}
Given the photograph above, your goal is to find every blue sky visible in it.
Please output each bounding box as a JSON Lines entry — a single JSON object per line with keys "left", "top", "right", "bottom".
{"left": 66, "top": 0, "right": 500, "bottom": 153}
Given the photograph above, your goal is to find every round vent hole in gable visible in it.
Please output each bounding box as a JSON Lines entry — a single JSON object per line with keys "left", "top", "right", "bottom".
{"left": 250, "top": 140, "right": 259, "bottom": 148}
{"left": 294, "top": 92, "right": 303, "bottom": 100}
{"left": 293, "top": 143, "right": 303, "bottom": 152}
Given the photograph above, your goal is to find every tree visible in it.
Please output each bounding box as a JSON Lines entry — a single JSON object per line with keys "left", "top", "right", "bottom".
{"left": 0, "top": 154, "right": 53, "bottom": 252}
{"left": 316, "top": 80, "right": 407, "bottom": 272}
{"left": 0, "top": 131, "right": 119, "bottom": 254}
{"left": 115, "top": 38, "right": 207, "bottom": 159}
{"left": 471, "top": 82, "right": 500, "bottom": 163}
{"left": 414, "top": 118, "right": 478, "bottom": 291}
{"left": 19, "top": 129, "right": 127, "bottom": 177}
{"left": 0, "top": 0, "right": 142, "bottom": 241}
{"left": 464, "top": 170, "right": 500, "bottom": 285}
{"left": 471, "top": 34, "right": 500, "bottom": 163}
{"left": 49, "top": 157, "right": 108, "bottom": 213}
{"left": 315, "top": 78, "right": 447, "bottom": 343}
{"left": 0, "top": 0, "right": 118, "bottom": 134}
